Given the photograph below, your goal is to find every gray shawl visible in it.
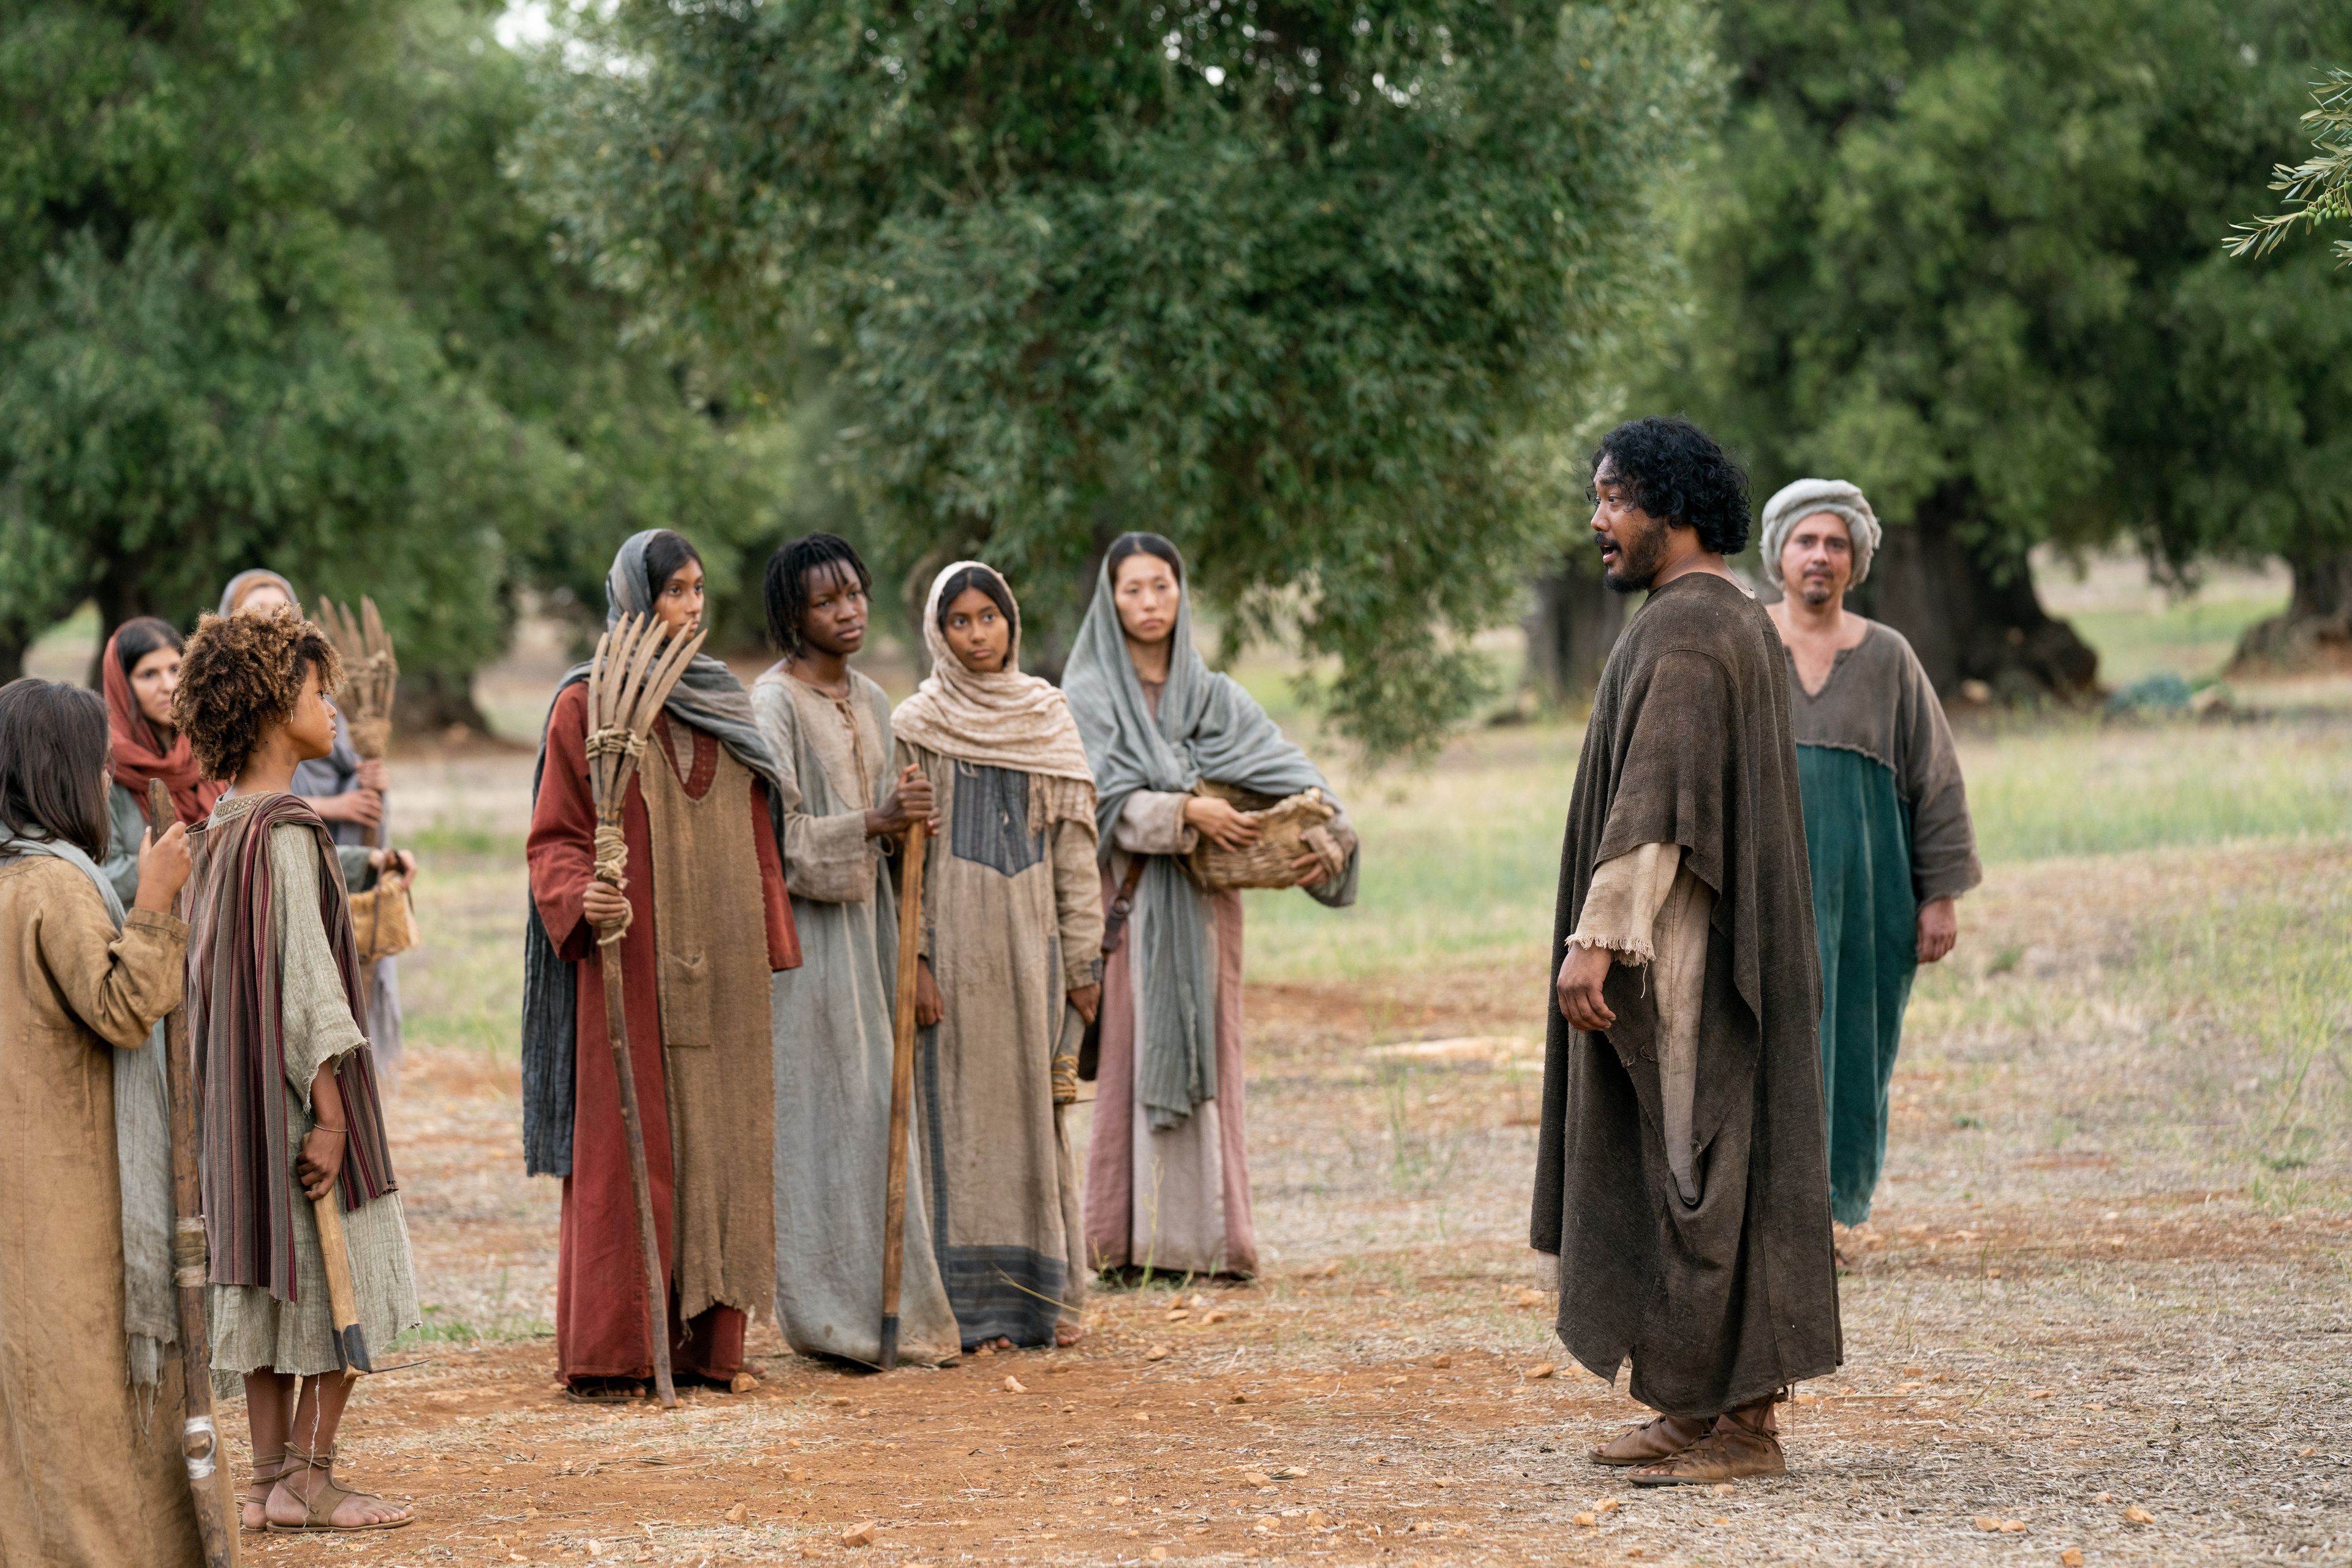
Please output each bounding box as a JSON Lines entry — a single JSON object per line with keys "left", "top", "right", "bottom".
{"left": 1061, "top": 543, "right": 1357, "bottom": 1130}
{"left": 0, "top": 827, "right": 175, "bottom": 1409}
{"left": 520, "top": 531, "right": 792, "bottom": 1177}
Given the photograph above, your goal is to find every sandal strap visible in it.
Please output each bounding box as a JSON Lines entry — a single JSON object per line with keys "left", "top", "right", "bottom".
{"left": 249, "top": 1450, "right": 292, "bottom": 1490}
{"left": 282, "top": 1442, "right": 401, "bottom": 1529}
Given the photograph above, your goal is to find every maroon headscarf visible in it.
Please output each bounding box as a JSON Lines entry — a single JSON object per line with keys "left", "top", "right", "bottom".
{"left": 102, "top": 622, "right": 223, "bottom": 826}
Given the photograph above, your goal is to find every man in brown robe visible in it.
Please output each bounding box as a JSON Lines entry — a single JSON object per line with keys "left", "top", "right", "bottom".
{"left": 1535, "top": 416, "right": 1841, "bottom": 1485}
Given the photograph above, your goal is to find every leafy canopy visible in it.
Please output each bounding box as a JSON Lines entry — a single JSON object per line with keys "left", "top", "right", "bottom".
{"left": 527, "top": 0, "right": 1711, "bottom": 754}
{"left": 1672, "top": 0, "right": 2352, "bottom": 587}
{"left": 0, "top": 0, "right": 784, "bottom": 684}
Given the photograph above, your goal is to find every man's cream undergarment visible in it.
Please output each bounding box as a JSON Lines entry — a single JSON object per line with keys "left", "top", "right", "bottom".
{"left": 1567, "top": 843, "right": 1714, "bottom": 1204}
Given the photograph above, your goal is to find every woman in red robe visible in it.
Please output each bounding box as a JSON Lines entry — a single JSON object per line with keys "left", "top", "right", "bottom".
{"left": 524, "top": 530, "right": 799, "bottom": 1399}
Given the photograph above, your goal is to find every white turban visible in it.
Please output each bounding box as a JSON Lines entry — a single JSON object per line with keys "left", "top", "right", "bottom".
{"left": 1758, "top": 478, "right": 1882, "bottom": 589}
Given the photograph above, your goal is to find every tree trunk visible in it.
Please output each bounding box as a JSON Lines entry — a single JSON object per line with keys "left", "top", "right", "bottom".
{"left": 88, "top": 557, "right": 167, "bottom": 687}
{"left": 1847, "top": 484, "right": 2100, "bottom": 700}
{"left": 1524, "top": 554, "right": 1628, "bottom": 705}
{"left": 0, "top": 628, "right": 28, "bottom": 685}
{"left": 2230, "top": 549, "right": 2352, "bottom": 671}
{"left": 394, "top": 667, "right": 492, "bottom": 737}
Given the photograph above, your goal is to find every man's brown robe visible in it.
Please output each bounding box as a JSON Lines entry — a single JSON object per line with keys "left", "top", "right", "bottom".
{"left": 1532, "top": 571, "right": 1842, "bottom": 1419}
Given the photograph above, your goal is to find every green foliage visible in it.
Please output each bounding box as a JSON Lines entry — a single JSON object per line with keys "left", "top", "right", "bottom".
{"left": 524, "top": 0, "right": 1713, "bottom": 754}
{"left": 2230, "top": 67, "right": 2352, "bottom": 266}
{"left": 1670, "top": 0, "right": 2352, "bottom": 582}
{"left": 0, "top": 0, "right": 788, "bottom": 685}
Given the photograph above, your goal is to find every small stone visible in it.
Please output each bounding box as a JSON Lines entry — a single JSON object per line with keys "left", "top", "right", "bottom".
{"left": 976, "top": 1343, "right": 995, "bottom": 1357}
{"left": 1149, "top": 1550, "right": 1169, "bottom": 1562}
{"left": 1305, "top": 1509, "right": 1330, "bottom": 1528}
{"left": 2124, "top": 1506, "right": 2154, "bottom": 1525}
{"left": 1709, "top": 1483, "right": 1734, "bottom": 1496}
{"left": 1202, "top": 1308, "right": 1230, "bottom": 1325}
{"left": 2027, "top": 1389, "right": 2054, "bottom": 1400}
{"left": 1709, "top": 1516, "right": 1730, "bottom": 1526}
{"left": 1144, "top": 1344, "right": 1171, "bottom": 1362}
{"left": 1003, "top": 1376, "right": 1028, "bottom": 1393}
{"left": 1242, "top": 1471, "right": 1273, "bottom": 1488}
{"left": 1595, "top": 1499, "right": 1619, "bottom": 1513}
{"left": 730, "top": 1372, "right": 760, "bottom": 1393}
{"left": 1430, "top": 1354, "right": 1452, "bottom": 1368}
{"left": 1526, "top": 1362, "right": 1556, "bottom": 1380}
{"left": 1574, "top": 1512, "right": 1597, "bottom": 1527}
{"left": 826, "top": 1395, "right": 851, "bottom": 1406}
{"left": 1254, "top": 1515, "right": 1280, "bottom": 1534}
{"left": 1515, "top": 1289, "right": 1544, "bottom": 1308}
{"left": 841, "top": 1520, "right": 878, "bottom": 1547}
{"left": 725, "top": 1502, "right": 748, "bottom": 1523}
{"left": 1974, "top": 1518, "right": 2003, "bottom": 1533}
{"left": 2000, "top": 1520, "right": 2027, "bottom": 1532}
{"left": 2060, "top": 1551, "right": 2084, "bottom": 1567}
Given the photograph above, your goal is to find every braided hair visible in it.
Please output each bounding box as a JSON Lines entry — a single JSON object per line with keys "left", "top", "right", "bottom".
{"left": 763, "top": 533, "right": 872, "bottom": 656}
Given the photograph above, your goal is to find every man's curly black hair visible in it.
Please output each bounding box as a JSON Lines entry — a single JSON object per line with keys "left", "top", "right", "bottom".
{"left": 1591, "top": 416, "right": 1752, "bottom": 557}
{"left": 173, "top": 608, "right": 342, "bottom": 782}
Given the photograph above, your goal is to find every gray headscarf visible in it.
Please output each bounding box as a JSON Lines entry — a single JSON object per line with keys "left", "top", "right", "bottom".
{"left": 0, "top": 826, "right": 175, "bottom": 1412}
{"left": 217, "top": 568, "right": 298, "bottom": 616}
{"left": 519, "top": 530, "right": 791, "bottom": 1177}
{"left": 1758, "top": 479, "right": 1882, "bottom": 589}
{"left": 1062, "top": 535, "right": 1358, "bottom": 1131}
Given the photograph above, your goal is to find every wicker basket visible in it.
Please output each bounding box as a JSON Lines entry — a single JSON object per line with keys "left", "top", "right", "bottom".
{"left": 351, "top": 876, "right": 419, "bottom": 963}
{"left": 1182, "top": 782, "right": 1337, "bottom": 891}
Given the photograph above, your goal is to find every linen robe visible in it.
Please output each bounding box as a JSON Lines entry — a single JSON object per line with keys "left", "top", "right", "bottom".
{"left": 0, "top": 857, "right": 202, "bottom": 1568}
{"left": 290, "top": 712, "right": 407, "bottom": 1095}
{"left": 526, "top": 682, "right": 796, "bottom": 1384}
{"left": 753, "top": 669, "right": 959, "bottom": 1366}
{"left": 1533, "top": 571, "right": 1842, "bottom": 1419}
{"left": 901, "top": 740, "right": 1102, "bottom": 1349}
{"left": 1785, "top": 620, "right": 1980, "bottom": 1224}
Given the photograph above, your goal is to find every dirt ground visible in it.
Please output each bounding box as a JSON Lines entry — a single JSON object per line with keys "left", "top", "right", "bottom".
{"left": 217, "top": 749, "right": 2352, "bottom": 1568}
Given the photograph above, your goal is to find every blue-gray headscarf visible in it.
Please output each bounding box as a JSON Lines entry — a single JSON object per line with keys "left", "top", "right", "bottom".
{"left": 0, "top": 825, "right": 176, "bottom": 1408}
{"left": 519, "top": 530, "right": 790, "bottom": 1176}
{"left": 1061, "top": 535, "right": 1358, "bottom": 1130}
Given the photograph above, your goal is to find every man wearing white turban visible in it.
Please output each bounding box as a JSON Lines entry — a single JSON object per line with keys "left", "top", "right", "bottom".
{"left": 1761, "top": 479, "right": 1981, "bottom": 1235}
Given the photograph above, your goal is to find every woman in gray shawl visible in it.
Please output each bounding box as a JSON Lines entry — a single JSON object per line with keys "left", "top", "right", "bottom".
{"left": 1064, "top": 533, "right": 1359, "bottom": 1279}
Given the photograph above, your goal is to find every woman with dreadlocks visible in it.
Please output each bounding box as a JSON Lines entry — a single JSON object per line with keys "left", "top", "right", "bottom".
{"left": 522, "top": 530, "right": 800, "bottom": 1402}
{"left": 754, "top": 533, "right": 960, "bottom": 1367}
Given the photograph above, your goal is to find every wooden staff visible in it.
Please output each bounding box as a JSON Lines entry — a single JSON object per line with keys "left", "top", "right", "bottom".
{"left": 582, "top": 612, "right": 706, "bottom": 1409}
{"left": 145, "top": 780, "right": 238, "bottom": 1568}
{"left": 317, "top": 598, "right": 397, "bottom": 1017}
{"left": 879, "top": 821, "right": 929, "bottom": 1371}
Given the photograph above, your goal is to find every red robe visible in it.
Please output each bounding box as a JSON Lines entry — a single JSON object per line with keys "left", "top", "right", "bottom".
{"left": 526, "top": 682, "right": 799, "bottom": 1383}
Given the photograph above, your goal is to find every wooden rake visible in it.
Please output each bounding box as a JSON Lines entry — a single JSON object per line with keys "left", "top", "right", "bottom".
{"left": 317, "top": 598, "right": 399, "bottom": 1012}
{"left": 584, "top": 611, "right": 706, "bottom": 1410}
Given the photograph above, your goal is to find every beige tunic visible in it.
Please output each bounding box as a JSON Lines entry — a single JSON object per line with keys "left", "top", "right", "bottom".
{"left": 901, "top": 741, "right": 1102, "bottom": 1346}
{"left": 204, "top": 794, "right": 419, "bottom": 1389}
{"left": 0, "top": 859, "right": 202, "bottom": 1568}
{"left": 1567, "top": 843, "right": 1716, "bottom": 1205}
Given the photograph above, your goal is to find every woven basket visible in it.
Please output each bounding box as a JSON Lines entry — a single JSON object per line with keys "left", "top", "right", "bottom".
{"left": 1182, "top": 782, "right": 1336, "bottom": 891}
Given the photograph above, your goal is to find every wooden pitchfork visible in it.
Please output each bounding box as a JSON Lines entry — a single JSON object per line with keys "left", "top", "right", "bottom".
{"left": 583, "top": 611, "right": 706, "bottom": 1410}
{"left": 145, "top": 780, "right": 239, "bottom": 1568}
{"left": 316, "top": 598, "right": 397, "bottom": 1012}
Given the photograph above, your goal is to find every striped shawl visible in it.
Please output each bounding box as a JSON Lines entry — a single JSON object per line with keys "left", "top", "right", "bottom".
{"left": 188, "top": 793, "right": 397, "bottom": 1302}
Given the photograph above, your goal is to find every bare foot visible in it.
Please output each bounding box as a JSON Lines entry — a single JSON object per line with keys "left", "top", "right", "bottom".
{"left": 986, "top": 1336, "right": 1017, "bottom": 1352}
{"left": 1054, "top": 1322, "right": 1087, "bottom": 1347}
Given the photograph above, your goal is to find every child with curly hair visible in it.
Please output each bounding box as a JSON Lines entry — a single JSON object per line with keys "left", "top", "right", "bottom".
{"left": 175, "top": 605, "right": 421, "bottom": 1534}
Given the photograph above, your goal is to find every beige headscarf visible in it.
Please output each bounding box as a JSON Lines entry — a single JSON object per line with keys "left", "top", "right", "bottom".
{"left": 1758, "top": 479, "right": 1882, "bottom": 588}
{"left": 218, "top": 568, "right": 300, "bottom": 616}
{"left": 892, "top": 561, "right": 1096, "bottom": 830}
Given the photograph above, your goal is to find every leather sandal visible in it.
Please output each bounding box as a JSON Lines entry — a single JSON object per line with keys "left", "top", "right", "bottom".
{"left": 1626, "top": 1411, "right": 1786, "bottom": 1486}
{"left": 1590, "top": 1413, "right": 1710, "bottom": 1466}
{"left": 241, "top": 1452, "right": 290, "bottom": 1532}
{"left": 266, "top": 1442, "right": 415, "bottom": 1532}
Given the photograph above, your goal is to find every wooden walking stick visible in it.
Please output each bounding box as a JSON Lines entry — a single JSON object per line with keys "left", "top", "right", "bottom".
{"left": 582, "top": 612, "right": 706, "bottom": 1409}
{"left": 146, "top": 780, "right": 239, "bottom": 1568}
{"left": 879, "top": 819, "right": 929, "bottom": 1371}
{"left": 317, "top": 598, "right": 398, "bottom": 1017}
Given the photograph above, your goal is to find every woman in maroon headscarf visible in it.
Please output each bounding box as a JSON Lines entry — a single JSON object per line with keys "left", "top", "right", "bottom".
{"left": 97, "top": 616, "right": 222, "bottom": 905}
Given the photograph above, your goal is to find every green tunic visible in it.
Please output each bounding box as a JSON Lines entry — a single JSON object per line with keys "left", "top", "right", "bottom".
{"left": 1785, "top": 622, "right": 1980, "bottom": 1226}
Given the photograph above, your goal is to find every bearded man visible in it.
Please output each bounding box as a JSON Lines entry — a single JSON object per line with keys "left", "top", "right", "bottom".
{"left": 1535, "top": 416, "right": 1841, "bottom": 1485}
{"left": 1760, "top": 480, "right": 1980, "bottom": 1232}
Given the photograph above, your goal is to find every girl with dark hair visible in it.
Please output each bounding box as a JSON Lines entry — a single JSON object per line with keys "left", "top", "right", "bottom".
{"left": 522, "top": 530, "right": 801, "bottom": 1401}
{"left": 893, "top": 562, "right": 1103, "bottom": 1350}
{"left": 0, "top": 677, "right": 201, "bottom": 1563}
{"left": 97, "top": 616, "right": 219, "bottom": 905}
{"left": 752, "top": 533, "right": 960, "bottom": 1367}
{"left": 176, "top": 607, "right": 421, "bottom": 1532}
{"left": 1062, "top": 533, "right": 1360, "bottom": 1280}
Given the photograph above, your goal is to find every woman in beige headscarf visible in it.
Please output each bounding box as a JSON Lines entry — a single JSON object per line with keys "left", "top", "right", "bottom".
{"left": 894, "top": 562, "right": 1103, "bottom": 1350}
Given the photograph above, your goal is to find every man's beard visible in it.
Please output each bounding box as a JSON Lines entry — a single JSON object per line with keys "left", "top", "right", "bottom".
{"left": 1601, "top": 519, "right": 1670, "bottom": 593}
{"left": 1796, "top": 575, "right": 1838, "bottom": 608}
